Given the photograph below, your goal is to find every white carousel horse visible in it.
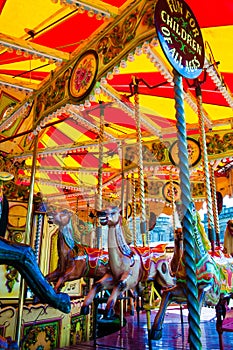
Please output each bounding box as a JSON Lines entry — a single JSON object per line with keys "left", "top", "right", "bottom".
{"left": 150, "top": 203, "right": 233, "bottom": 340}
{"left": 81, "top": 206, "right": 174, "bottom": 318}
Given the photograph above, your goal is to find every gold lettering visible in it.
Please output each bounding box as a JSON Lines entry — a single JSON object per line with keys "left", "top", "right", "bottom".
{"left": 167, "top": 0, "right": 183, "bottom": 14}
{"left": 186, "top": 34, "right": 192, "bottom": 46}
{"left": 169, "top": 48, "right": 183, "bottom": 66}
{"left": 192, "top": 27, "right": 199, "bottom": 38}
{"left": 195, "top": 42, "right": 202, "bottom": 55}
{"left": 160, "top": 10, "right": 202, "bottom": 55}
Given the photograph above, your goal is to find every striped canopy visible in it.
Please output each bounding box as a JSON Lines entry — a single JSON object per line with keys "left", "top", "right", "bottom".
{"left": 0, "top": 0, "right": 232, "bottom": 212}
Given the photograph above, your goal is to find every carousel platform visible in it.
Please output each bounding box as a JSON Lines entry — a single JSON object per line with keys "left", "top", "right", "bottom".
{"left": 55, "top": 305, "right": 233, "bottom": 350}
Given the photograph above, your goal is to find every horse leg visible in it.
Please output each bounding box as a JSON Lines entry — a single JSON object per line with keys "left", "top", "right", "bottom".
{"left": 81, "top": 273, "right": 114, "bottom": 315}
{"left": 128, "top": 288, "right": 136, "bottom": 315}
{"left": 46, "top": 268, "right": 61, "bottom": 283}
{"left": 52, "top": 260, "right": 78, "bottom": 292}
{"left": 104, "top": 271, "right": 135, "bottom": 319}
{"left": 150, "top": 284, "right": 186, "bottom": 340}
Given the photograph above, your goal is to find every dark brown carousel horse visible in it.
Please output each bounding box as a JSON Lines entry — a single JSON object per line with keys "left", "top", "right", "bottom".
{"left": 223, "top": 219, "right": 233, "bottom": 256}
{"left": 170, "top": 227, "right": 183, "bottom": 275}
{"left": 46, "top": 208, "right": 111, "bottom": 292}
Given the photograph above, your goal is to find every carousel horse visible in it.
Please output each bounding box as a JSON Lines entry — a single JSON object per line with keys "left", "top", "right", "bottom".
{"left": 45, "top": 208, "right": 111, "bottom": 292}
{"left": 150, "top": 203, "right": 233, "bottom": 340}
{"left": 223, "top": 219, "right": 233, "bottom": 256}
{"left": 0, "top": 236, "right": 70, "bottom": 314}
{"left": 81, "top": 206, "right": 175, "bottom": 318}
{"left": 170, "top": 228, "right": 183, "bottom": 275}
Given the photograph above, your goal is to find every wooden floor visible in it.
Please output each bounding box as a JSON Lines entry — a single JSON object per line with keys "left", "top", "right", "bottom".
{"left": 56, "top": 305, "right": 233, "bottom": 349}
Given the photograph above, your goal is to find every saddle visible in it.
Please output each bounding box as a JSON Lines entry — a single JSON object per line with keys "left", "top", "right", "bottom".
{"left": 83, "top": 247, "right": 109, "bottom": 271}
{"left": 133, "top": 246, "right": 151, "bottom": 281}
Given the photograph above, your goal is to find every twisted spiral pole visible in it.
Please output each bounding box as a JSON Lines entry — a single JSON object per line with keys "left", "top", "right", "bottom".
{"left": 169, "top": 167, "right": 177, "bottom": 231}
{"left": 96, "top": 102, "right": 104, "bottom": 248}
{"left": 133, "top": 80, "right": 147, "bottom": 246}
{"left": 174, "top": 71, "right": 201, "bottom": 350}
{"left": 34, "top": 213, "right": 43, "bottom": 263}
{"left": 210, "top": 163, "right": 220, "bottom": 245}
{"left": 131, "top": 173, "right": 137, "bottom": 246}
{"left": 196, "top": 84, "right": 215, "bottom": 250}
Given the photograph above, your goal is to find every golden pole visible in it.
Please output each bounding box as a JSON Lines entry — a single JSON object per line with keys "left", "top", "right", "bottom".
{"left": 96, "top": 102, "right": 104, "bottom": 249}
{"left": 15, "top": 134, "right": 39, "bottom": 346}
{"left": 133, "top": 77, "right": 147, "bottom": 247}
{"left": 131, "top": 173, "right": 137, "bottom": 246}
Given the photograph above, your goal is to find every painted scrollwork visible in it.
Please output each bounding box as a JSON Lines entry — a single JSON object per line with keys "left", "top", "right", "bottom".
{"left": 206, "top": 134, "right": 224, "bottom": 155}
{"left": 23, "top": 323, "right": 58, "bottom": 349}
{"left": 124, "top": 141, "right": 170, "bottom": 168}
{"left": 97, "top": 1, "right": 155, "bottom": 66}
{"left": 35, "top": 67, "right": 71, "bottom": 121}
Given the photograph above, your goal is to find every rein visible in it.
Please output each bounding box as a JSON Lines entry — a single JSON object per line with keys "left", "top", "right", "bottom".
{"left": 113, "top": 217, "right": 135, "bottom": 264}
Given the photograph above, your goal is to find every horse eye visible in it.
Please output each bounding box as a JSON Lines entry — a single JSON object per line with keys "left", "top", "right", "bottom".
{"left": 161, "top": 262, "right": 167, "bottom": 274}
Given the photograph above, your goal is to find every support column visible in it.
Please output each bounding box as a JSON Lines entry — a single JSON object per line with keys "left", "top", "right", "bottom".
{"left": 16, "top": 133, "right": 39, "bottom": 346}
{"left": 96, "top": 102, "right": 104, "bottom": 249}
{"left": 174, "top": 71, "right": 201, "bottom": 350}
{"left": 133, "top": 78, "right": 147, "bottom": 247}
{"left": 196, "top": 84, "right": 215, "bottom": 250}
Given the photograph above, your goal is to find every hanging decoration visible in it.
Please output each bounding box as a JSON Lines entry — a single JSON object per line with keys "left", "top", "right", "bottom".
{"left": 68, "top": 50, "right": 99, "bottom": 102}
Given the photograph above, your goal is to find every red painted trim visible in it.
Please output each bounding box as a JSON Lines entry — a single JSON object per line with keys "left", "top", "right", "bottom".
{"left": 0, "top": 0, "right": 7, "bottom": 15}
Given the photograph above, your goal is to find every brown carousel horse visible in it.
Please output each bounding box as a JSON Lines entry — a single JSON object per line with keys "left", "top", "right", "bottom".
{"left": 150, "top": 202, "right": 233, "bottom": 340}
{"left": 46, "top": 208, "right": 111, "bottom": 292}
{"left": 81, "top": 206, "right": 174, "bottom": 318}
{"left": 170, "top": 227, "right": 183, "bottom": 275}
{"left": 223, "top": 219, "right": 233, "bottom": 257}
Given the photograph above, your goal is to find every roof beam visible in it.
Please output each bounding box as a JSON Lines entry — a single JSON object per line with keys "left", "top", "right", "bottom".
{"left": 0, "top": 33, "right": 70, "bottom": 63}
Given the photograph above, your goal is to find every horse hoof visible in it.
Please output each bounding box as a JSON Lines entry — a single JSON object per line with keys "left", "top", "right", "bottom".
{"left": 104, "top": 308, "right": 115, "bottom": 320}
{"left": 80, "top": 306, "right": 89, "bottom": 315}
{"left": 150, "top": 328, "right": 162, "bottom": 340}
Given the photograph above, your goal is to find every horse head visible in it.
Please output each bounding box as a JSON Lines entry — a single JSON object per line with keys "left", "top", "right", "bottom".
{"left": 47, "top": 206, "right": 73, "bottom": 227}
{"left": 97, "top": 206, "right": 121, "bottom": 227}
{"left": 155, "top": 258, "right": 175, "bottom": 288}
{"left": 46, "top": 206, "right": 81, "bottom": 250}
{"left": 227, "top": 220, "right": 233, "bottom": 236}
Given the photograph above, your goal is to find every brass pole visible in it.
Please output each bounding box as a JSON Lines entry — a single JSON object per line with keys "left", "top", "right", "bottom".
{"left": 133, "top": 77, "right": 147, "bottom": 246}
{"left": 15, "top": 134, "right": 39, "bottom": 346}
{"left": 96, "top": 102, "right": 104, "bottom": 249}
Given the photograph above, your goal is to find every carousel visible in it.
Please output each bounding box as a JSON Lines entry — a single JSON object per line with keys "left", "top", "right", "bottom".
{"left": 0, "top": 0, "right": 232, "bottom": 349}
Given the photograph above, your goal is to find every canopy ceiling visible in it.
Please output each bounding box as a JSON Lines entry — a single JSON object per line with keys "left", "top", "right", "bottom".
{"left": 0, "top": 0, "right": 233, "bottom": 211}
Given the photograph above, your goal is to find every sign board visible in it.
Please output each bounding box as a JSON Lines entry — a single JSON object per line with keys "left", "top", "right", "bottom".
{"left": 154, "top": 0, "right": 204, "bottom": 79}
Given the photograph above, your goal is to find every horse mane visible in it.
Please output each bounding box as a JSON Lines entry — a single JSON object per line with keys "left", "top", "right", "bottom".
{"left": 70, "top": 214, "right": 82, "bottom": 243}
{"left": 196, "top": 212, "right": 211, "bottom": 251}
{"left": 121, "top": 217, "right": 133, "bottom": 245}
